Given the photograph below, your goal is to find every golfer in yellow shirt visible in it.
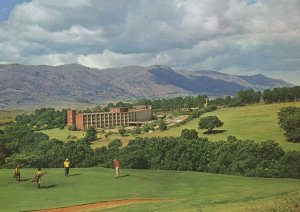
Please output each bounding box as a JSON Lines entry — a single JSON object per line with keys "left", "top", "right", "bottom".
{"left": 64, "top": 159, "right": 71, "bottom": 177}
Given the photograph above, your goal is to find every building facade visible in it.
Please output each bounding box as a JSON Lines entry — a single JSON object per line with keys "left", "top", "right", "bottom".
{"left": 67, "top": 105, "right": 152, "bottom": 130}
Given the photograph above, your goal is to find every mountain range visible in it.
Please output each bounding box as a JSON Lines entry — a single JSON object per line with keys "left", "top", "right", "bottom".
{"left": 0, "top": 64, "right": 293, "bottom": 109}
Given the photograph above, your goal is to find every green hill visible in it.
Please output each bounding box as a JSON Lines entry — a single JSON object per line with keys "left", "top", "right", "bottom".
{"left": 198, "top": 102, "right": 300, "bottom": 151}
{"left": 133, "top": 102, "right": 300, "bottom": 151}
{"left": 0, "top": 168, "right": 299, "bottom": 211}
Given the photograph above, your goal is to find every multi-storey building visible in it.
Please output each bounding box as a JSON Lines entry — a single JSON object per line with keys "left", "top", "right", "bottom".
{"left": 67, "top": 105, "right": 152, "bottom": 130}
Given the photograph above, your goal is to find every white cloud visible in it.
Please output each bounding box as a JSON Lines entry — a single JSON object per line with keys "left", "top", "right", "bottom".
{"left": 21, "top": 53, "right": 77, "bottom": 66}
{"left": 0, "top": 0, "right": 299, "bottom": 83}
{"left": 77, "top": 50, "right": 150, "bottom": 69}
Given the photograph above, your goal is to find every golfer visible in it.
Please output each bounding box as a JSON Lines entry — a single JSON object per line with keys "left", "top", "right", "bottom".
{"left": 13, "top": 165, "right": 21, "bottom": 182}
{"left": 64, "top": 159, "right": 71, "bottom": 177}
{"left": 114, "top": 159, "right": 120, "bottom": 178}
{"left": 33, "top": 168, "right": 46, "bottom": 189}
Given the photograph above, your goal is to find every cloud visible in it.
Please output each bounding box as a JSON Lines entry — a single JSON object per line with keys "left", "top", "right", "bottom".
{"left": 0, "top": 0, "right": 299, "bottom": 83}
{"left": 21, "top": 53, "right": 77, "bottom": 66}
{"left": 77, "top": 50, "right": 150, "bottom": 69}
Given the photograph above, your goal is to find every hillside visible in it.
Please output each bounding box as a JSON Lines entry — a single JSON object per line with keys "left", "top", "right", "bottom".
{"left": 0, "top": 64, "right": 292, "bottom": 108}
{"left": 133, "top": 102, "right": 300, "bottom": 151}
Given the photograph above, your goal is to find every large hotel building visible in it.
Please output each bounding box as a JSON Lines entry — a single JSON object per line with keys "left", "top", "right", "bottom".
{"left": 67, "top": 105, "right": 152, "bottom": 130}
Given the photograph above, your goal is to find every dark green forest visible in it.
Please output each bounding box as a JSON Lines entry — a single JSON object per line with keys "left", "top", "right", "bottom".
{"left": 15, "top": 108, "right": 66, "bottom": 130}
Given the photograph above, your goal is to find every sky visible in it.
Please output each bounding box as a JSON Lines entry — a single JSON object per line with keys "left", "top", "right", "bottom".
{"left": 0, "top": 0, "right": 299, "bottom": 84}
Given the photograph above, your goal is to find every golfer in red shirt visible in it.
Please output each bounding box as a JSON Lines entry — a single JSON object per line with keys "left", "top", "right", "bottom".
{"left": 114, "top": 159, "right": 120, "bottom": 178}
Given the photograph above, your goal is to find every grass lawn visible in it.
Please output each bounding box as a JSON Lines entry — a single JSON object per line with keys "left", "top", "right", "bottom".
{"left": 0, "top": 110, "right": 24, "bottom": 129}
{"left": 0, "top": 168, "right": 299, "bottom": 211}
{"left": 0, "top": 110, "right": 24, "bottom": 123}
{"left": 134, "top": 102, "right": 300, "bottom": 151}
{"left": 41, "top": 128, "right": 126, "bottom": 148}
{"left": 41, "top": 128, "right": 85, "bottom": 142}
{"left": 200, "top": 102, "right": 300, "bottom": 151}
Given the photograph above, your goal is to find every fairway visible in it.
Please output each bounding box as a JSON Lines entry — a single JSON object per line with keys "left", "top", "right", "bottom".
{"left": 0, "top": 168, "right": 299, "bottom": 211}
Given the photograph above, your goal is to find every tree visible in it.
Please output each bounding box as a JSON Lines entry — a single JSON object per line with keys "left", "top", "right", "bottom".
{"left": 108, "top": 139, "right": 122, "bottom": 149}
{"left": 158, "top": 120, "right": 167, "bottom": 131}
{"left": 262, "top": 89, "right": 274, "bottom": 103}
{"left": 115, "top": 101, "right": 125, "bottom": 107}
{"left": 278, "top": 106, "right": 300, "bottom": 142}
{"left": 14, "top": 108, "right": 66, "bottom": 130}
{"left": 142, "top": 124, "right": 151, "bottom": 132}
{"left": 84, "top": 126, "right": 97, "bottom": 143}
{"left": 118, "top": 128, "right": 126, "bottom": 136}
{"left": 180, "top": 129, "right": 198, "bottom": 140}
{"left": 237, "top": 89, "right": 260, "bottom": 105}
{"left": 199, "top": 116, "right": 224, "bottom": 133}
{"left": 68, "top": 125, "right": 77, "bottom": 131}
{"left": 136, "top": 98, "right": 152, "bottom": 106}
{"left": 133, "top": 127, "right": 141, "bottom": 135}
{"left": 92, "top": 105, "right": 102, "bottom": 112}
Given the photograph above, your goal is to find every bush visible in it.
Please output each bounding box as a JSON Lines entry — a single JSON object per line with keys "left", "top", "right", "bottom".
{"left": 142, "top": 124, "right": 151, "bottom": 132}
{"left": 158, "top": 120, "right": 167, "bottom": 131}
{"left": 118, "top": 128, "right": 126, "bottom": 136}
{"left": 180, "top": 129, "right": 198, "bottom": 140}
{"left": 68, "top": 125, "right": 77, "bottom": 131}
{"left": 278, "top": 106, "right": 300, "bottom": 142}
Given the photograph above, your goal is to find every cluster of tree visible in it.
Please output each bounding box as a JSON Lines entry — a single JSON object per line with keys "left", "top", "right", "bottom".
{"left": 15, "top": 108, "right": 66, "bottom": 130}
{"left": 278, "top": 106, "right": 300, "bottom": 142}
{"left": 263, "top": 86, "right": 300, "bottom": 104}
{"left": 209, "top": 86, "right": 300, "bottom": 107}
{"left": 136, "top": 95, "right": 208, "bottom": 111}
{"left": 1, "top": 124, "right": 299, "bottom": 179}
{"left": 97, "top": 134, "right": 300, "bottom": 178}
{"left": 79, "top": 102, "right": 134, "bottom": 113}
{"left": 81, "top": 95, "right": 209, "bottom": 114}
{"left": 209, "top": 89, "right": 261, "bottom": 107}
{"left": 0, "top": 124, "right": 95, "bottom": 168}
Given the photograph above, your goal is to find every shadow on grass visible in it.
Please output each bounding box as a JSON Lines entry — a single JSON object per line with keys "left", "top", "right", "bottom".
{"left": 69, "top": 173, "right": 81, "bottom": 177}
{"left": 118, "top": 174, "right": 130, "bottom": 178}
{"left": 19, "top": 178, "right": 31, "bottom": 182}
{"left": 41, "top": 184, "right": 57, "bottom": 189}
{"left": 203, "top": 130, "right": 226, "bottom": 134}
{"left": 287, "top": 138, "right": 300, "bottom": 143}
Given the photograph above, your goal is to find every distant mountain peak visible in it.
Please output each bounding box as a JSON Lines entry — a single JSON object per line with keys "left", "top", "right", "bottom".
{"left": 0, "top": 64, "right": 293, "bottom": 109}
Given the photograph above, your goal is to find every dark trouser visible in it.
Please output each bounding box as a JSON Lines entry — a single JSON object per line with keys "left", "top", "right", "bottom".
{"left": 65, "top": 167, "right": 70, "bottom": 177}
{"left": 36, "top": 177, "right": 41, "bottom": 188}
{"left": 16, "top": 173, "right": 20, "bottom": 181}
{"left": 14, "top": 172, "right": 20, "bottom": 181}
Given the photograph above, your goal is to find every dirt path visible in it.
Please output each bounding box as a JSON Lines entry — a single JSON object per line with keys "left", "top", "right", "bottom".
{"left": 31, "top": 198, "right": 169, "bottom": 212}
